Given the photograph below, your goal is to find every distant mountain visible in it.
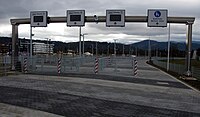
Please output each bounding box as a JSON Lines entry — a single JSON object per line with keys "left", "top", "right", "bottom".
{"left": 131, "top": 40, "right": 200, "bottom": 51}
{"left": 0, "top": 37, "right": 12, "bottom": 44}
{"left": 1, "top": 37, "right": 200, "bottom": 53}
{"left": 193, "top": 41, "right": 200, "bottom": 44}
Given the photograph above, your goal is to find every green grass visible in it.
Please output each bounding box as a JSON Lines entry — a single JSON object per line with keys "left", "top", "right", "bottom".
{"left": 160, "top": 59, "right": 200, "bottom": 68}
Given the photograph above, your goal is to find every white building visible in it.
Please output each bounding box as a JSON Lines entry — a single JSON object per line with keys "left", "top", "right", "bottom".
{"left": 33, "top": 42, "right": 54, "bottom": 54}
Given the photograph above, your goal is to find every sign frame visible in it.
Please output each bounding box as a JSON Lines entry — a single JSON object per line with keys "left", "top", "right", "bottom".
{"left": 106, "top": 9, "right": 125, "bottom": 27}
{"left": 67, "top": 10, "right": 85, "bottom": 27}
{"left": 30, "top": 11, "right": 48, "bottom": 27}
{"left": 147, "top": 9, "right": 168, "bottom": 27}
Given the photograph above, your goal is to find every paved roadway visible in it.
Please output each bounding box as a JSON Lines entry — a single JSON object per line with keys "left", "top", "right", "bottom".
{"left": 0, "top": 59, "right": 200, "bottom": 117}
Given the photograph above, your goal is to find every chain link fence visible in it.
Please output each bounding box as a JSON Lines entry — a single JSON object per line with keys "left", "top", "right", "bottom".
{"left": 152, "top": 58, "right": 200, "bottom": 80}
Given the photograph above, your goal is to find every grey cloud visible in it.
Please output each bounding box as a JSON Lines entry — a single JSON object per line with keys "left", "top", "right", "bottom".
{"left": 0, "top": 0, "right": 199, "bottom": 43}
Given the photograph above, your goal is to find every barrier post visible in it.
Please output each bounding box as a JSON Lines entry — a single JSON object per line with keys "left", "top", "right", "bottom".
{"left": 24, "top": 57, "right": 28, "bottom": 73}
{"left": 58, "top": 57, "right": 61, "bottom": 74}
{"left": 133, "top": 57, "right": 138, "bottom": 76}
{"left": 95, "top": 58, "right": 99, "bottom": 74}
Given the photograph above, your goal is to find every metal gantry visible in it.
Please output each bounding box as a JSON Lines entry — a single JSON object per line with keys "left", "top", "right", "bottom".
{"left": 10, "top": 16, "right": 195, "bottom": 76}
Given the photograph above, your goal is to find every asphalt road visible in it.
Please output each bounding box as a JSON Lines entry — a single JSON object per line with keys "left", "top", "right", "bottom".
{"left": 0, "top": 59, "right": 200, "bottom": 117}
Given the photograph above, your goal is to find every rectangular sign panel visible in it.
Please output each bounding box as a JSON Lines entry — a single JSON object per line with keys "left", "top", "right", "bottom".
{"left": 106, "top": 10, "right": 125, "bottom": 27}
{"left": 30, "top": 11, "right": 48, "bottom": 27}
{"left": 148, "top": 9, "right": 168, "bottom": 27}
{"left": 67, "top": 10, "right": 85, "bottom": 27}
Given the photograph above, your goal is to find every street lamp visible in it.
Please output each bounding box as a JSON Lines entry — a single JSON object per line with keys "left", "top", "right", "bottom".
{"left": 114, "top": 39, "right": 117, "bottom": 57}
{"left": 30, "top": 29, "right": 34, "bottom": 58}
{"left": 113, "top": 39, "right": 118, "bottom": 72}
{"left": 45, "top": 38, "right": 51, "bottom": 55}
{"left": 81, "top": 33, "right": 88, "bottom": 56}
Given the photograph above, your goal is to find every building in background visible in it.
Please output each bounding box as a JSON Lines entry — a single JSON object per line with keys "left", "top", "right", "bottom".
{"left": 33, "top": 42, "right": 54, "bottom": 55}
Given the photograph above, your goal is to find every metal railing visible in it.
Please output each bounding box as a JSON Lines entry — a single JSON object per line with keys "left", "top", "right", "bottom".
{"left": 0, "top": 56, "right": 11, "bottom": 76}
{"left": 0, "top": 55, "right": 138, "bottom": 77}
{"left": 192, "top": 67, "right": 200, "bottom": 80}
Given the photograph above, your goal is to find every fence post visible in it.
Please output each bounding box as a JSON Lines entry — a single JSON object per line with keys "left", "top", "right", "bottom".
{"left": 3, "top": 56, "right": 7, "bottom": 76}
{"left": 63, "top": 58, "right": 66, "bottom": 72}
{"left": 107, "top": 56, "right": 111, "bottom": 66}
{"left": 41, "top": 58, "right": 44, "bottom": 72}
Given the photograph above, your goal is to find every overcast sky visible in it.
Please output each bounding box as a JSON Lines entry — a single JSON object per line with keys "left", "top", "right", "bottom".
{"left": 0, "top": 0, "right": 199, "bottom": 44}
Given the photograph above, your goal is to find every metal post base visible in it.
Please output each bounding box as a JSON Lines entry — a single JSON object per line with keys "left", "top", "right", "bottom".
{"left": 184, "top": 70, "right": 192, "bottom": 77}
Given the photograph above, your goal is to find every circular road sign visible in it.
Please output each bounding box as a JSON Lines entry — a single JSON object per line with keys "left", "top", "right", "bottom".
{"left": 154, "top": 11, "right": 161, "bottom": 17}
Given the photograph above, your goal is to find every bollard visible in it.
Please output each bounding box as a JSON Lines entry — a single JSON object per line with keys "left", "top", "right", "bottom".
{"left": 24, "top": 57, "right": 28, "bottom": 73}
{"left": 95, "top": 58, "right": 99, "bottom": 74}
{"left": 133, "top": 57, "right": 138, "bottom": 76}
{"left": 57, "top": 58, "right": 61, "bottom": 74}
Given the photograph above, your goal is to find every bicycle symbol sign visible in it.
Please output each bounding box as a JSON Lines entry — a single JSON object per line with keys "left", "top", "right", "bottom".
{"left": 154, "top": 11, "right": 161, "bottom": 17}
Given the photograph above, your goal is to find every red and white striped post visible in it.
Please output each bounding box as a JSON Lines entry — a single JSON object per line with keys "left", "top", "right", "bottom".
{"left": 95, "top": 58, "right": 99, "bottom": 74}
{"left": 24, "top": 57, "right": 28, "bottom": 73}
{"left": 57, "top": 57, "right": 61, "bottom": 74}
{"left": 133, "top": 57, "right": 138, "bottom": 76}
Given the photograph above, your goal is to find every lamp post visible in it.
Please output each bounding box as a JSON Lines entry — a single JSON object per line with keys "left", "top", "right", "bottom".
{"left": 45, "top": 38, "right": 51, "bottom": 55}
{"left": 81, "top": 33, "right": 88, "bottom": 57}
{"left": 113, "top": 39, "right": 118, "bottom": 72}
{"left": 30, "top": 27, "right": 34, "bottom": 57}
{"left": 114, "top": 39, "right": 117, "bottom": 57}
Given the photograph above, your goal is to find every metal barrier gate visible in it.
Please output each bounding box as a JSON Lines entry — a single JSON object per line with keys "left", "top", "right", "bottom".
{"left": 18, "top": 55, "right": 137, "bottom": 77}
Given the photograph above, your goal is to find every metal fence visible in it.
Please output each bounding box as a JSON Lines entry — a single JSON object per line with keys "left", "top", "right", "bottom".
{"left": 152, "top": 59, "right": 200, "bottom": 80}
{"left": 192, "top": 67, "right": 200, "bottom": 80}
{"left": 0, "top": 56, "right": 11, "bottom": 76}
{"left": 13, "top": 55, "right": 135, "bottom": 76}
